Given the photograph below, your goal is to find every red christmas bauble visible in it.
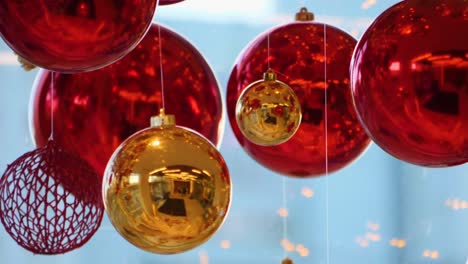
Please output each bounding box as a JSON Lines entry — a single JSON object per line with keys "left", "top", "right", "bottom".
{"left": 0, "top": 0, "right": 157, "bottom": 72}
{"left": 350, "top": 0, "right": 468, "bottom": 167}
{"left": 227, "top": 22, "right": 371, "bottom": 177}
{"left": 0, "top": 140, "right": 103, "bottom": 254}
{"left": 159, "top": 0, "right": 185, "bottom": 5}
{"left": 30, "top": 23, "right": 224, "bottom": 176}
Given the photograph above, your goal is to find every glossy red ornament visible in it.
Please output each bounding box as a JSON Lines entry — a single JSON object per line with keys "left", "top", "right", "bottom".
{"left": 159, "top": 0, "right": 185, "bottom": 5}
{"left": 350, "top": 0, "right": 468, "bottom": 167}
{"left": 30, "top": 23, "right": 224, "bottom": 176}
{"left": 0, "top": 140, "right": 103, "bottom": 254}
{"left": 227, "top": 21, "right": 371, "bottom": 177}
{"left": 0, "top": 0, "right": 157, "bottom": 72}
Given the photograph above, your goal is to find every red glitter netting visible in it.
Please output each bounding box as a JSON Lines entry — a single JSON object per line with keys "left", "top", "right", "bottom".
{"left": 0, "top": 140, "right": 104, "bottom": 254}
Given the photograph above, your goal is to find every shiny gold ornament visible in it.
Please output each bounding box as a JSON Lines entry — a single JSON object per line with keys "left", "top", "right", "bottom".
{"left": 103, "top": 110, "right": 231, "bottom": 254}
{"left": 235, "top": 69, "right": 302, "bottom": 146}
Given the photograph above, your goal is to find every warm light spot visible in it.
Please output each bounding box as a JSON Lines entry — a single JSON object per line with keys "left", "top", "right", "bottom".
{"left": 350, "top": 29, "right": 360, "bottom": 38}
{"left": 360, "top": 240, "right": 369, "bottom": 248}
{"left": 453, "top": 199, "right": 460, "bottom": 210}
{"left": 367, "top": 222, "right": 380, "bottom": 231}
{"left": 277, "top": 208, "right": 289, "bottom": 217}
{"left": 144, "top": 66, "right": 156, "bottom": 77}
{"left": 400, "top": 25, "right": 413, "bottom": 35}
{"left": 390, "top": 239, "right": 406, "bottom": 248}
{"left": 296, "top": 244, "right": 310, "bottom": 257}
{"left": 296, "top": 244, "right": 305, "bottom": 252}
{"left": 461, "top": 201, "right": 468, "bottom": 209}
{"left": 281, "top": 239, "right": 295, "bottom": 252}
{"left": 220, "top": 240, "right": 231, "bottom": 249}
{"left": 411, "top": 63, "right": 417, "bottom": 70}
{"left": 396, "top": 240, "right": 406, "bottom": 248}
{"left": 423, "top": 250, "right": 440, "bottom": 259}
{"left": 73, "top": 95, "right": 89, "bottom": 106}
{"left": 301, "top": 187, "right": 314, "bottom": 198}
{"left": 361, "top": 0, "right": 377, "bottom": 10}
{"left": 389, "top": 61, "right": 401, "bottom": 72}
{"left": 365, "top": 232, "right": 381, "bottom": 242}
{"left": 199, "top": 251, "right": 209, "bottom": 264}
{"left": 150, "top": 139, "right": 161, "bottom": 147}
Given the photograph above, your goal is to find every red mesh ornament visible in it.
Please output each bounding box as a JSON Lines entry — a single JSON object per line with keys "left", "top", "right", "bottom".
{"left": 159, "top": 0, "right": 185, "bottom": 5}
{"left": 0, "top": 140, "right": 104, "bottom": 254}
{"left": 227, "top": 20, "right": 371, "bottom": 177}
{"left": 350, "top": 0, "right": 468, "bottom": 167}
{"left": 0, "top": 0, "right": 157, "bottom": 72}
{"left": 29, "top": 23, "right": 224, "bottom": 176}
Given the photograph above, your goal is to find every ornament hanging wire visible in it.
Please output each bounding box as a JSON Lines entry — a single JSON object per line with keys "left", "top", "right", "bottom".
{"left": 158, "top": 24, "right": 166, "bottom": 112}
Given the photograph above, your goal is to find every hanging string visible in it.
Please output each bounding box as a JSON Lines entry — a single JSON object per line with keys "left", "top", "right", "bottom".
{"left": 49, "top": 71, "right": 55, "bottom": 141}
{"left": 323, "top": 24, "right": 330, "bottom": 264}
{"left": 282, "top": 177, "right": 288, "bottom": 259}
{"left": 157, "top": 24, "right": 166, "bottom": 111}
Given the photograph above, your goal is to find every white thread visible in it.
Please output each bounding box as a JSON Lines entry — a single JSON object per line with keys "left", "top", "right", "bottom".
{"left": 157, "top": 24, "right": 166, "bottom": 110}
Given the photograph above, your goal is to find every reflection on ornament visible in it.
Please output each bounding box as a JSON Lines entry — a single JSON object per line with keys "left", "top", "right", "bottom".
{"left": 350, "top": 0, "right": 468, "bottom": 167}
{"left": 0, "top": 0, "right": 157, "bottom": 72}
{"left": 0, "top": 140, "right": 103, "bottom": 254}
{"left": 235, "top": 69, "right": 302, "bottom": 146}
{"left": 29, "top": 24, "right": 224, "bottom": 176}
{"left": 103, "top": 110, "right": 231, "bottom": 254}
{"left": 227, "top": 7, "right": 371, "bottom": 177}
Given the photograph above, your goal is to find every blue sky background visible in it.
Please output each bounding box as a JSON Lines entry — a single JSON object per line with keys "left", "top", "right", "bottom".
{"left": 0, "top": 0, "right": 467, "bottom": 263}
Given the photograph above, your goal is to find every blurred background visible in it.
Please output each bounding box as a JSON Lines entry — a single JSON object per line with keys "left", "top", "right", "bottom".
{"left": 0, "top": 0, "right": 467, "bottom": 263}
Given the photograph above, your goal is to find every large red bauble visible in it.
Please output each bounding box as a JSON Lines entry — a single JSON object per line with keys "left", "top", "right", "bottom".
{"left": 30, "top": 23, "right": 224, "bottom": 176}
{"left": 0, "top": 0, "right": 157, "bottom": 72}
{"left": 227, "top": 22, "right": 371, "bottom": 177}
{"left": 159, "top": 0, "right": 185, "bottom": 5}
{"left": 350, "top": 0, "right": 468, "bottom": 167}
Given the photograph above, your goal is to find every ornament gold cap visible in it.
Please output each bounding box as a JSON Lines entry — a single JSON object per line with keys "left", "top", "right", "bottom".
{"left": 151, "top": 108, "right": 175, "bottom": 127}
{"left": 295, "top": 7, "right": 314, "bottom": 21}
{"left": 263, "top": 68, "right": 277, "bottom": 81}
{"left": 17, "top": 55, "right": 36, "bottom": 71}
{"left": 282, "top": 257, "right": 293, "bottom": 264}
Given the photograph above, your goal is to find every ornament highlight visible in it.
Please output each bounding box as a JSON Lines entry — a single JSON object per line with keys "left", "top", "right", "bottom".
{"left": 103, "top": 110, "right": 231, "bottom": 254}
{"left": 0, "top": 140, "right": 103, "bottom": 254}
{"left": 0, "top": 0, "right": 157, "bottom": 72}
{"left": 227, "top": 8, "right": 371, "bottom": 177}
{"left": 235, "top": 69, "right": 302, "bottom": 146}
{"left": 30, "top": 24, "right": 224, "bottom": 176}
{"left": 350, "top": 0, "right": 468, "bottom": 166}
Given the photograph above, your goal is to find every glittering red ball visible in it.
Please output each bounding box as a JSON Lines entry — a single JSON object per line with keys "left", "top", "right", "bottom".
{"left": 30, "top": 23, "right": 224, "bottom": 176}
{"left": 159, "top": 0, "right": 185, "bottom": 5}
{"left": 0, "top": 140, "right": 103, "bottom": 254}
{"left": 350, "top": 0, "right": 468, "bottom": 167}
{"left": 227, "top": 22, "right": 371, "bottom": 177}
{"left": 0, "top": 0, "right": 157, "bottom": 72}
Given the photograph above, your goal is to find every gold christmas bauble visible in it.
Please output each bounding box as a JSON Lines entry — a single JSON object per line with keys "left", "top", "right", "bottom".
{"left": 103, "top": 111, "right": 231, "bottom": 254}
{"left": 235, "top": 69, "right": 302, "bottom": 146}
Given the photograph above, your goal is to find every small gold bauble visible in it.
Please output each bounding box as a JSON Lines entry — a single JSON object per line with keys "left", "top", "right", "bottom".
{"left": 282, "top": 257, "right": 294, "bottom": 264}
{"left": 235, "top": 69, "right": 302, "bottom": 146}
{"left": 103, "top": 111, "right": 231, "bottom": 254}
